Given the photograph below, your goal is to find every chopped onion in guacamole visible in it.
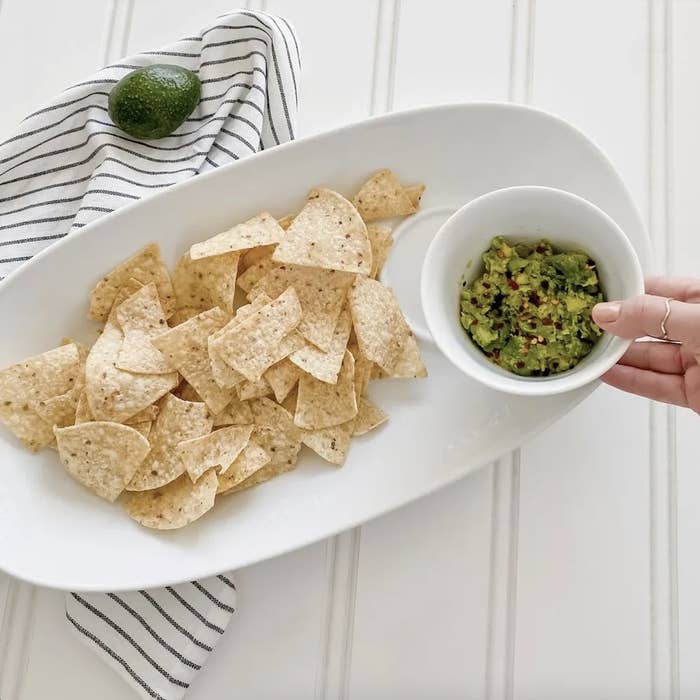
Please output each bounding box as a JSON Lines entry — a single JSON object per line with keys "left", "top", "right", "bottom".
{"left": 459, "top": 236, "right": 604, "bottom": 377}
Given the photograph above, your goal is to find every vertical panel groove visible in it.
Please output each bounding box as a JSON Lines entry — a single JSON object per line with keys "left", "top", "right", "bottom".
{"left": 648, "top": 1, "right": 679, "bottom": 698}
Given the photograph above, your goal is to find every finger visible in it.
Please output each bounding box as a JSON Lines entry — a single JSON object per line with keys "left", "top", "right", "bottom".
{"left": 601, "top": 364, "right": 688, "bottom": 407}
{"left": 645, "top": 276, "right": 700, "bottom": 303}
{"left": 618, "top": 341, "right": 684, "bottom": 374}
{"left": 592, "top": 294, "right": 700, "bottom": 344}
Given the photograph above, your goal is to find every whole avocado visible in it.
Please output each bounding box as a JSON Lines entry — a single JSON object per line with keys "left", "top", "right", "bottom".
{"left": 108, "top": 64, "right": 200, "bottom": 140}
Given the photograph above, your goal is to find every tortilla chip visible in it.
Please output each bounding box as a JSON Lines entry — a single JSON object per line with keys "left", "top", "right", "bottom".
{"left": 348, "top": 276, "right": 411, "bottom": 374}
{"left": 302, "top": 422, "right": 352, "bottom": 465}
{"left": 127, "top": 394, "right": 213, "bottom": 491}
{"left": 123, "top": 470, "right": 218, "bottom": 530}
{"left": 264, "top": 359, "right": 301, "bottom": 403}
{"left": 352, "top": 170, "right": 416, "bottom": 222}
{"left": 107, "top": 278, "right": 145, "bottom": 320}
{"left": 85, "top": 320, "right": 179, "bottom": 422}
{"left": 295, "top": 350, "right": 357, "bottom": 430}
{"left": 125, "top": 405, "right": 159, "bottom": 424}
{"left": 348, "top": 342, "right": 372, "bottom": 398}
{"left": 216, "top": 440, "right": 270, "bottom": 494}
{"left": 250, "top": 397, "right": 303, "bottom": 471}
{"left": 371, "top": 332, "right": 427, "bottom": 379}
{"left": 212, "top": 396, "right": 253, "bottom": 427}
{"left": 272, "top": 189, "right": 372, "bottom": 275}
{"left": 241, "top": 244, "right": 277, "bottom": 272}
{"left": 281, "top": 386, "right": 298, "bottom": 415}
{"left": 88, "top": 244, "right": 175, "bottom": 321}
{"left": 0, "top": 343, "right": 81, "bottom": 451}
{"left": 168, "top": 307, "right": 200, "bottom": 327}
{"left": 190, "top": 212, "right": 284, "bottom": 260}
{"left": 236, "top": 253, "right": 275, "bottom": 293}
{"left": 151, "top": 307, "right": 236, "bottom": 414}
{"left": 277, "top": 213, "right": 295, "bottom": 230}
{"left": 172, "top": 250, "right": 240, "bottom": 317}
{"left": 404, "top": 183, "right": 425, "bottom": 210}
{"left": 33, "top": 392, "right": 77, "bottom": 429}
{"left": 180, "top": 424, "right": 253, "bottom": 482}
{"left": 289, "top": 305, "right": 351, "bottom": 383}
{"left": 74, "top": 390, "right": 93, "bottom": 424}
{"left": 210, "top": 288, "right": 303, "bottom": 383}
{"left": 55, "top": 421, "right": 150, "bottom": 501}
{"left": 238, "top": 376, "right": 273, "bottom": 401}
{"left": 352, "top": 397, "right": 388, "bottom": 436}
{"left": 115, "top": 283, "right": 173, "bottom": 374}
{"left": 130, "top": 420, "right": 152, "bottom": 439}
{"left": 248, "top": 264, "right": 355, "bottom": 351}
{"left": 367, "top": 224, "right": 393, "bottom": 279}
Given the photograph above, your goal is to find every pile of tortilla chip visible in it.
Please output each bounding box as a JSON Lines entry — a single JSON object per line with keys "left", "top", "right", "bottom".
{"left": 0, "top": 170, "right": 426, "bottom": 530}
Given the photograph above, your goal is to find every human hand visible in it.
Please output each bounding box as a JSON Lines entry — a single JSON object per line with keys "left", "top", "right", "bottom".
{"left": 591, "top": 277, "right": 700, "bottom": 413}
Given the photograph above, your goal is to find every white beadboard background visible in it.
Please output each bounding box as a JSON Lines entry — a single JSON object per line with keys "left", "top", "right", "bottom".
{"left": 0, "top": 1, "right": 697, "bottom": 698}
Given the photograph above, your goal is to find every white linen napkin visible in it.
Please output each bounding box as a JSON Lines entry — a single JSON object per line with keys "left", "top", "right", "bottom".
{"left": 0, "top": 10, "right": 299, "bottom": 699}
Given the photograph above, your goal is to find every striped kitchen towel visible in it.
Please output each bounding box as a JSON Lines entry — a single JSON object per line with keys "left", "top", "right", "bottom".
{"left": 0, "top": 10, "right": 300, "bottom": 700}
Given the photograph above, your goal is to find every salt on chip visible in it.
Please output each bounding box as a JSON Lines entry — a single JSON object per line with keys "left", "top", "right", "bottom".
{"left": 55, "top": 421, "right": 150, "bottom": 501}
{"left": 404, "top": 183, "right": 425, "bottom": 210}
{"left": 151, "top": 307, "right": 236, "bottom": 414}
{"left": 236, "top": 253, "right": 275, "bottom": 293}
{"left": 85, "top": 320, "right": 178, "bottom": 423}
{"left": 216, "top": 441, "right": 270, "bottom": 494}
{"left": 123, "top": 469, "right": 218, "bottom": 530}
{"left": 302, "top": 422, "right": 352, "bottom": 465}
{"left": 352, "top": 397, "right": 388, "bottom": 436}
{"left": 271, "top": 189, "right": 372, "bottom": 275}
{"left": 190, "top": 212, "right": 284, "bottom": 260}
{"left": 352, "top": 169, "right": 417, "bottom": 222}
{"left": 237, "top": 376, "right": 273, "bottom": 401}
{"left": 89, "top": 244, "right": 175, "bottom": 321}
{"left": 371, "top": 332, "right": 427, "bottom": 379}
{"left": 180, "top": 424, "right": 253, "bottom": 482}
{"left": 115, "top": 283, "right": 173, "bottom": 374}
{"left": 210, "top": 287, "right": 303, "bottom": 383}
{"left": 127, "top": 394, "right": 213, "bottom": 491}
{"left": 212, "top": 396, "right": 253, "bottom": 427}
{"left": 0, "top": 343, "right": 80, "bottom": 451}
{"left": 290, "top": 305, "right": 351, "bottom": 383}
{"left": 173, "top": 250, "right": 239, "bottom": 315}
{"left": 348, "top": 276, "right": 411, "bottom": 374}
{"left": 264, "top": 359, "right": 301, "bottom": 403}
{"left": 249, "top": 264, "right": 355, "bottom": 351}
{"left": 295, "top": 350, "right": 357, "bottom": 430}
{"left": 367, "top": 224, "right": 393, "bottom": 279}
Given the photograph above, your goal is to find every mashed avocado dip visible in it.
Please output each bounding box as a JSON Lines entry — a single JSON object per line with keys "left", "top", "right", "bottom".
{"left": 459, "top": 236, "right": 604, "bottom": 377}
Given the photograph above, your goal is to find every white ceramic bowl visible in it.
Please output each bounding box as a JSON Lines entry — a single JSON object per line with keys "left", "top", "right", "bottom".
{"left": 421, "top": 186, "right": 645, "bottom": 396}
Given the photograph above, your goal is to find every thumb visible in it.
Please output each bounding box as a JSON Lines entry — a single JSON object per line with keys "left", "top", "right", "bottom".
{"left": 592, "top": 294, "right": 700, "bottom": 344}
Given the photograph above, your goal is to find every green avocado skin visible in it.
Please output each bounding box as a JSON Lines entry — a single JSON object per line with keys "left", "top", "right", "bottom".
{"left": 108, "top": 64, "right": 201, "bottom": 139}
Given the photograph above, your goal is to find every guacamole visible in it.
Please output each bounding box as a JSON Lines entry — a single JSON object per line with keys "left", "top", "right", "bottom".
{"left": 459, "top": 236, "right": 604, "bottom": 376}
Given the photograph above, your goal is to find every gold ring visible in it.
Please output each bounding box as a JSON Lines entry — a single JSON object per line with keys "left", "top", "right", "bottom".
{"left": 660, "top": 297, "right": 673, "bottom": 340}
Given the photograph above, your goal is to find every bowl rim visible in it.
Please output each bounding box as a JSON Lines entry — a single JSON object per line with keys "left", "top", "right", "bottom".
{"left": 420, "top": 185, "right": 645, "bottom": 396}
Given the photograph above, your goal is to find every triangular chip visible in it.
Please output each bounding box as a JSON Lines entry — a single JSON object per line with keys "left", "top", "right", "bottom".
{"left": 352, "top": 397, "right": 388, "bottom": 436}
{"left": 127, "top": 394, "right": 213, "bottom": 491}
{"left": 250, "top": 397, "right": 303, "bottom": 473}
{"left": 212, "top": 396, "right": 253, "bottom": 427}
{"left": 272, "top": 189, "right": 372, "bottom": 275}
{"left": 210, "top": 288, "right": 303, "bottom": 383}
{"left": 264, "top": 359, "right": 301, "bottom": 403}
{"left": 295, "top": 350, "right": 357, "bottom": 430}
{"left": 404, "top": 183, "right": 425, "bottom": 210}
{"left": 217, "top": 441, "right": 271, "bottom": 494}
{"left": 180, "top": 425, "right": 253, "bottom": 482}
{"left": 151, "top": 307, "right": 236, "bottom": 414}
{"left": 237, "top": 376, "right": 273, "bottom": 401}
{"left": 173, "top": 250, "right": 240, "bottom": 315}
{"left": 190, "top": 212, "right": 284, "bottom": 260}
{"left": 371, "top": 332, "right": 427, "bottom": 379}
{"left": 0, "top": 343, "right": 80, "bottom": 451}
{"left": 55, "top": 421, "right": 150, "bottom": 501}
{"left": 123, "top": 470, "right": 218, "bottom": 530}
{"left": 249, "top": 264, "right": 355, "bottom": 351}
{"left": 302, "top": 421, "right": 352, "bottom": 465}
{"left": 352, "top": 169, "right": 416, "bottom": 222}
{"left": 289, "top": 306, "right": 351, "bottom": 383}
{"left": 367, "top": 224, "right": 393, "bottom": 279}
{"left": 85, "top": 320, "right": 178, "bottom": 422}
{"left": 115, "top": 283, "right": 173, "bottom": 374}
{"left": 237, "top": 253, "right": 276, "bottom": 293}
{"left": 88, "top": 244, "right": 175, "bottom": 321}
{"left": 348, "top": 276, "right": 411, "bottom": 374}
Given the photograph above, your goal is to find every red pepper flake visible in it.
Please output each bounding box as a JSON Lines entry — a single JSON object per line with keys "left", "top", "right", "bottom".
{"left": 516, "top": 361, "right": 525, "bottom": 368}
{"left": 507, "top": 279, "right": 519, "bottom": 290}
{"left": 471, "top": 319, "right": 478, "bottom": 326}
{"left": 542, "top": 318, "right": 553, "bottom": 326}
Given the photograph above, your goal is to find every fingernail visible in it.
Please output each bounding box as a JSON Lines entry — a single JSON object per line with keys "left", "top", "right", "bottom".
{"left": 593, "top": 301, "right": 621, "bottom": 323}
